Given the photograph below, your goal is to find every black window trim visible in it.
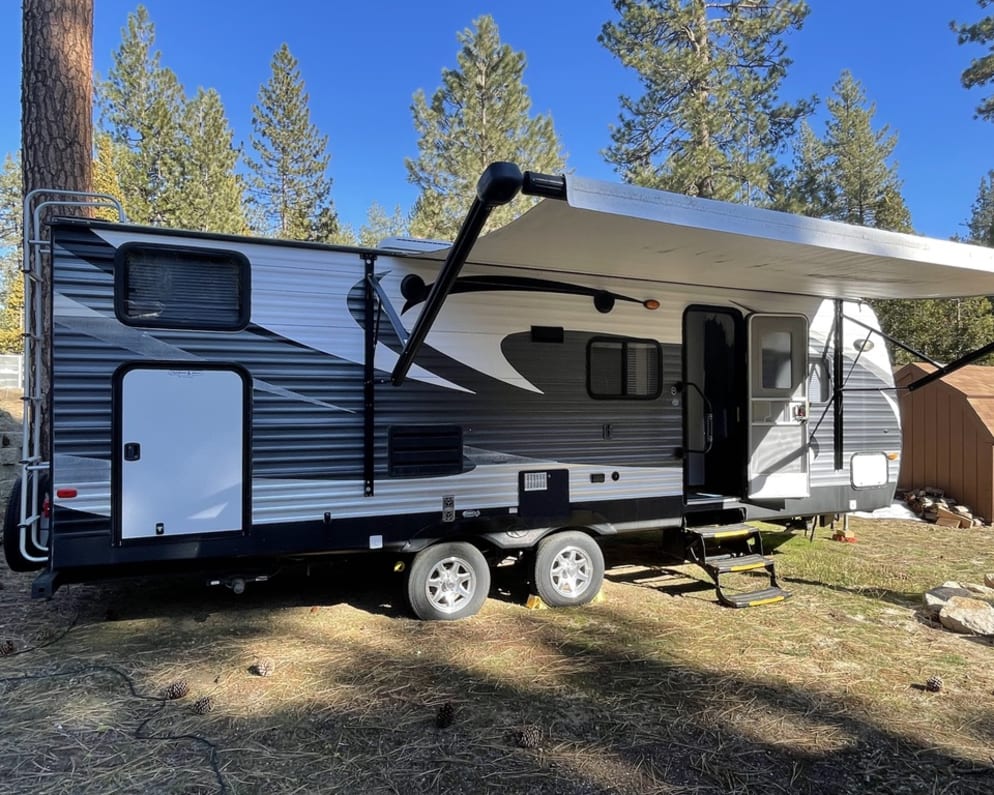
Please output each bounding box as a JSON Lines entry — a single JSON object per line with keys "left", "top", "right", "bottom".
{"left": 586, "top": 336, "right": 663, "bottom": 400}
{"left": 114, "top": 241, "right": 251, "bottom": 331}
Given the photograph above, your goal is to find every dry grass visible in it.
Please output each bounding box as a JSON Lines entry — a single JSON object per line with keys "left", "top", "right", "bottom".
{"left": 0, "top": 517, "right": 992, "bottom": 794}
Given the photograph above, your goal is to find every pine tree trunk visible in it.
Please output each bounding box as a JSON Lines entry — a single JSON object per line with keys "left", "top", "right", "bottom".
{"left": 22, "top": 0, "right": 93, "bottom": 200}
{"left": 22, "top": 0, "right": 94, "bottom": 460}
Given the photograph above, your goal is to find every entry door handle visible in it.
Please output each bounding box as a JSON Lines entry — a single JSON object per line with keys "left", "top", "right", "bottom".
{"left": 123, "top": 442, "right": 141, "bottom": 461}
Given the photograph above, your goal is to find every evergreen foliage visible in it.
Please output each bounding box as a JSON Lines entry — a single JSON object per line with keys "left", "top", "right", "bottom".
{"left": 359, "top": 202, "right": 407, "bottom": 248}
{"left": 953, "top": 1, "right": 994, "bottom": 122}
{"left": 790, "top": 72, "right": 911, "bottom": 230}
{"left": 247, "top": 44, "right": 337, "bottom": 241}
{"left": 599, "top": 0, "right": 811, "bottom": 203}
{"left": 966, "top": 171, "right": 994, "bottom": 246}
{"left": 97, "top": 5, "right": 186, "bottom": 225}
{"left": 172, "top": 88, "right": 246, "bottom": 234}
{"left": 0, "top": 153, "right": 22, "bottom": 353}
{"left": 92, "top": 133, "right": 126, "bottom": 221}
{"left": 780, "top": 71, "right": 993, "bottom": 365}
{"left": 406, "top": 15, "right": 566, "bottom": 239}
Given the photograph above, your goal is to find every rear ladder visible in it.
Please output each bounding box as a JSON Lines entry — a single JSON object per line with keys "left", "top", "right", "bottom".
{"left": 16, "top": 191, "right": 126, "bottom": 570}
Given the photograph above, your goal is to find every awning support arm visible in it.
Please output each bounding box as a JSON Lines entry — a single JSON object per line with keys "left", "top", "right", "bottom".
{"left": 833, "top": 300, "right": 844, "bottom": 470}
{"left": 842, "top": 313, "right": 941, "bottom": 368}
{"left": 905, "top": 338, "right": 994, "bottom": 392}
{"left": 390, "top": 163, "right": 566, "bottom": 386}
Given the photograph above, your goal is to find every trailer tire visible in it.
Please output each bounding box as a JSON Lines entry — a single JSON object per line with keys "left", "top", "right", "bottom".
{"left": 3, "top": 480, "right": 46, "bottom": 572}
{"left": 407, "top": 542, "right": 491, "bottom": 621}
{"left": 533, "top": 531, "right": 604, "bottom": 608}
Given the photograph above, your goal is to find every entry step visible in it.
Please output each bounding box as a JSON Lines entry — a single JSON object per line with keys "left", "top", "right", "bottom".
{"left": 704, "top": 553, "right": 773, "bottom": 575}
{"left": 689, "top": 522, "right": 754, "bottom": 540}
{"left": 720, "top": 586, "right": 790, "bottom": 609}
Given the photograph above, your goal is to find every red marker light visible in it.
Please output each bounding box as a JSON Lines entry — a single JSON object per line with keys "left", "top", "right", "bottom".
{"left": 56, "top": 488, "right": 78, "bottom": 499}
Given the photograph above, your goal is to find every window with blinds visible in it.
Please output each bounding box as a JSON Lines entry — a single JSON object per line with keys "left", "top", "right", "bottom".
{"left": 115, "top": 243, "right": 250, "bottom": 330}
{"left": 587, "top": 338, "right": 661, "bottom": 399}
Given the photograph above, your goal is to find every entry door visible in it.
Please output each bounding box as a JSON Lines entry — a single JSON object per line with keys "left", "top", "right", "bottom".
{"left": 683, "top": 307, "right": 745, "bottom": 497}
{"left": 119, "top": 367, "right": 246, "bottom": 540}
{"left": 747, "top": 314, "right": 809, "bottom": 499}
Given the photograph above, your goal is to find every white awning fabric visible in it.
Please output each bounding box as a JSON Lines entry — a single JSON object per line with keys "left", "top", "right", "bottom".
{"left": 459, "top": 175, "right": 994, "bottom": 301}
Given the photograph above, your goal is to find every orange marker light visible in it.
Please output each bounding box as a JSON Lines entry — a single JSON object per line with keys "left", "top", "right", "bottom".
{"left": 643, "top": 299, "right": 660, "bottom": 310}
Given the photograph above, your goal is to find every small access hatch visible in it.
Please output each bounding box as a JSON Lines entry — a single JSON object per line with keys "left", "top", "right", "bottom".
{"left": 118, "top": 366, "right": 247, "bottom": 540}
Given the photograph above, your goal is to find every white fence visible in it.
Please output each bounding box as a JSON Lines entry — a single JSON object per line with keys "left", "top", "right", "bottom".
{"left": 0, "top": 354, "right": 22, "bottom": 390}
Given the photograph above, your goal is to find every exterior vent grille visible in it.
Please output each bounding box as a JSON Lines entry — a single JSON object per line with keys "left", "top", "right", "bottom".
{"left": 388, "top": 425, "right": 463, "bottom": 477}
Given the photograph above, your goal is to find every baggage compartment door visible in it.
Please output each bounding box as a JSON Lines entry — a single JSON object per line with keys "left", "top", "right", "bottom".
{"left": 118, "top": 366, "right": 247, "bottom": 540}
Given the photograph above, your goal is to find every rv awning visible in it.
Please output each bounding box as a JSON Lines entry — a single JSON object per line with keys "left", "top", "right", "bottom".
{"left": 456, "top": 175, "right": 994, "bottom": 301}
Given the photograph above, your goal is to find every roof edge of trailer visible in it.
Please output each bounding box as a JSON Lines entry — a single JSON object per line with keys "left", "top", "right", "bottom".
{"left": 45, "top": 216, "right": 443, "bottom": 259}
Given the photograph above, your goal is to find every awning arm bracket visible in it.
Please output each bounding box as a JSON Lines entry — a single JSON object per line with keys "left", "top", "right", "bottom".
{"left": 390, "top": 163, "right": 566, "bottom": 386}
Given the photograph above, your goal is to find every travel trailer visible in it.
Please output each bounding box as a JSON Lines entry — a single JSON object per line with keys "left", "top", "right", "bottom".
{"left": 8, "top": 163, "right": 994, "bottom": 619}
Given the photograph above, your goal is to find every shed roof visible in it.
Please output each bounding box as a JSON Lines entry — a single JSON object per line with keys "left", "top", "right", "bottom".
{"left": 896, "top": 362, "right": 994, "bottom": 398}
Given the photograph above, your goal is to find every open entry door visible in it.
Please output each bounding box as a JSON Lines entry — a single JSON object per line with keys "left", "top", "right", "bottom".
{"left": 747, "top": 314, "right": 809, "bottom": 499}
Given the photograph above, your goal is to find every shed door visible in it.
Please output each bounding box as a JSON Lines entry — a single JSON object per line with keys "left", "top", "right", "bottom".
{"left": 119, "top": 367, "right": 246, "bottom": 540}
{"left": 747, "top": 314, "right": 809, "bottom": 499}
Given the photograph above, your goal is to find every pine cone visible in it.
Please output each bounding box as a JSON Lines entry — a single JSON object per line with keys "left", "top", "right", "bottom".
{"left": 163, "top": 680, "right": 189, "bottom": 700}
{"left": 925, "top": 675, "right": 943, "bottom": 693}
{"left": 0, "top": 639, "right": 15, "bottom": 656}
{"left": 251, "top": 659, "right": 275, "bottom": 677}
{"left": 192, "top": 696, "right": 215, "bottom": 715}
{"left": 435, "top": 701, "right": 455, "bottom": 729}
{"left": 511, "top": 725, "right": 542, "bottom": 749}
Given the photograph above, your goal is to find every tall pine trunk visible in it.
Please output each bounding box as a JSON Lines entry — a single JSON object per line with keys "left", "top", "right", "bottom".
{"left": 22, "top": 0, "right": 94, "bottom": 458}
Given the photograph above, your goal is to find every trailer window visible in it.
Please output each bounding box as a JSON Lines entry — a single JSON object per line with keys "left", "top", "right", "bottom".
{"left": 587, "top": 338, "right": 661, "bottom": 399}
{"left": 115, "top": 243, "right": 250, "bottom": 330}
{"left": 808, "top": 358, "right": 831, "bottom": 403}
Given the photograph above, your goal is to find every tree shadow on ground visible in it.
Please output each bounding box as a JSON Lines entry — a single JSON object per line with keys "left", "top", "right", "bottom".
{"left": 4, "top": 565, "right": 993, "bottom": 794}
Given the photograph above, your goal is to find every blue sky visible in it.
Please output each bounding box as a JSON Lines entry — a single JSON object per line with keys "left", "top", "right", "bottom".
{"left": 1, "top": 1, "right": 991, "bottom": 239}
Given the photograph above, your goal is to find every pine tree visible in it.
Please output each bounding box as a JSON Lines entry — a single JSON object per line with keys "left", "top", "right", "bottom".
{"left": 172, "top": 88, "right": 245, "bottom": 234}
{"left": 97, "top": 5, "right": 186, "bottom": 225}
{"left": 966, "top": 171, "right": 994, "bottom": 246}
{"left": 794, "top": 72, "right": 910, "bottom": 230}
{"left": 359, "top": 202, "right": 407, "bottom": 248}
{"left": 247, "top": 44, "right": 337, "bottom": 241}
{"left": 406, "top": 15, "right": 566, "bottom": 239}
{"left": 92, "top": 133, "right": 126, "bottom": 221}
{"left": 789, "top": 72, "right": 993, "bottom": 364}
{"left": 0, "top": 153, "right": 23, "bottom": 354}
{"left": 599, "top": 0, "right": 811, "bottom": 203}
{"left": 953, "top": 1, "right": 994, "bottom": 121}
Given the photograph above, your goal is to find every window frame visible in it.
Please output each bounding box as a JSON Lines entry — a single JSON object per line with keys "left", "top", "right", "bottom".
{"left": 114, "top": 242, "right": 251, "bottom": 331}
{"left": 586, "top": 336, "right": 663, "bottom": 400}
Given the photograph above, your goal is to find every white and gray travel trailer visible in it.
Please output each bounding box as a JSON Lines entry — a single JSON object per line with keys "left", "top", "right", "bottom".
{"left": 8, "top": 163, "right": 994, "bottom": 619}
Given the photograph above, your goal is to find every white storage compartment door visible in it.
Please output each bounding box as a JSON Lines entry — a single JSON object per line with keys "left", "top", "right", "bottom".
{"left": 120, "top": 367, "right": 246, "bottom": 540}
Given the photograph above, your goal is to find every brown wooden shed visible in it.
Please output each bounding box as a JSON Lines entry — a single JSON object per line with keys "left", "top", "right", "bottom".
{"left": 894, "top": 363, "right": 994, "bottom": 521}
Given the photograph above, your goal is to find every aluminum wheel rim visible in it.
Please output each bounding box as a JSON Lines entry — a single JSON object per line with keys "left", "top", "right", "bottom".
{"left": 425, "top": 555, "right": 477, "bottom": 614}
{"left": 549, "top": 545, "right": 593, "bottom": 598}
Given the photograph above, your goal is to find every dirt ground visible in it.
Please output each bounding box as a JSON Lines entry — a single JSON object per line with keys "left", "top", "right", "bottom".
{"left": 1, "top": 515, "right": 993, "bottom": 794}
